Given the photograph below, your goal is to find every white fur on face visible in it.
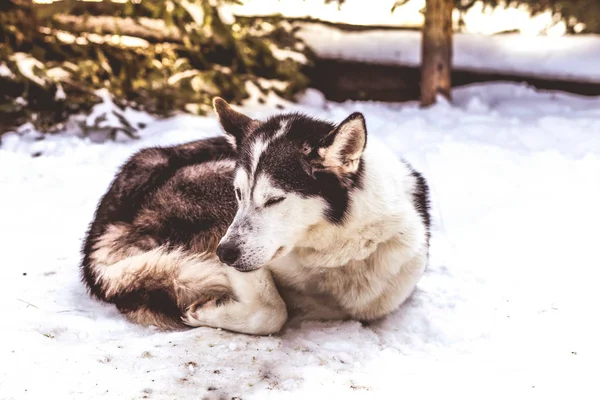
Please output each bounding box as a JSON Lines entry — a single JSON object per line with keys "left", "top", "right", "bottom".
{"left": 273, "top": 120, "right": 289, "bottom": 140}
{"left": 220, "top": 120, "right": 323, "bottom": 270}
{"left": 249, "top": 139, "right": 268, "bottom": 178}
{"left": 234, "top": 168, "right": 250, "bottom": 199}
{"left": 221, "top": 171, "right": 326, "bottom": 271}
{"left": 233, "top": 119, "right": 290, "bottom": 198}
{"left": 248, "top": 120, "right": 289, "bottom": 179}
{"left": 252, "top": 173, "right": 286, "bottom": 205}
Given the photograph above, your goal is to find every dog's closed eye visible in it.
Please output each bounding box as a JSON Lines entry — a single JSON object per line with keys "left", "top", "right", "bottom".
{"left": 264, "top": 196, "right": 285, "bottom": 207}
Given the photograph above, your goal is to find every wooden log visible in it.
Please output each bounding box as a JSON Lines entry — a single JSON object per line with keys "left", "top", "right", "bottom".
{"left": 306, "top": 57, "right": 600, "bottom": 104}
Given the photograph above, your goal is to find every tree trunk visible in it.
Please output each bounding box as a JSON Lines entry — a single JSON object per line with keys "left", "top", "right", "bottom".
{"left": 420, "top": 0, "right": 453, "bottom": 107}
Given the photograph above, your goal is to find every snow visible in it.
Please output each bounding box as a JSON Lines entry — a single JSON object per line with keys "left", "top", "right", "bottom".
{"left": 1, "top": 82, "right": 600, "bottom": 399}
{"left": 180, "top": 0, "right": 206, "bottom": 25}
{"left": 0, "top": 63, "right": 15, "bottom": 78}
{"left": 82, "top": 89, "right": 154, "bottom": 141}
{"left": 269, "top": 44, "right": 309, "bottom": 64}
{"left": 10, "top": 52, "right": 47, "bottom": 87}
{"left": 298, "top": 23, "right": 600, "bottom": 83}
{"left": 55, "top": 83, "right": 66, "bottom": 101}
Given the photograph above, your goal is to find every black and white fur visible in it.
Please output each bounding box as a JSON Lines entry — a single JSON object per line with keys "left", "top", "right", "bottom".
{"left": 81, "top": 98, "right": 430, "bottom": 334}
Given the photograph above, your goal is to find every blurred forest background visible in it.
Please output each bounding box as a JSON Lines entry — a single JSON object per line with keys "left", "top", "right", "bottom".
{"left": 1, "top": 0, "right": 599, "bottom": 137}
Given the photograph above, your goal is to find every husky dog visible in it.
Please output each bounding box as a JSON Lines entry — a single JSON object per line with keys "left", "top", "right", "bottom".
{"left": 81, "top": 98, "right": 430, "bottom": 335}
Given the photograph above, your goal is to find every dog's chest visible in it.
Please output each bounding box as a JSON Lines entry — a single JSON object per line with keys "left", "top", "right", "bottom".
{"left": 268, "top": 237, "right": 402, "bottom": 301}
{"left": 268, "top": 254, "right": 330, "bottom": 292}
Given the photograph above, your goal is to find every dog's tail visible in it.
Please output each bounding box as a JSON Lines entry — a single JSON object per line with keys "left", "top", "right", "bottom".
{"left": 82, "top": 226, "right": 233, "bottom": 330}
{"left": 79, "top": 136, "right": 236, "bottom": 329}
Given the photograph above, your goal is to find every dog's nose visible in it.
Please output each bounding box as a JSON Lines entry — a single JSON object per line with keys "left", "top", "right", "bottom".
{"left": 216, "top": 242, "right": 241, "bottom": 266}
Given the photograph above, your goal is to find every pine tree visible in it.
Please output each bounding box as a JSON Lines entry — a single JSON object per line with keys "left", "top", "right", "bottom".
{"left": 0, "top": 0, "right": 312, "bottom": 136}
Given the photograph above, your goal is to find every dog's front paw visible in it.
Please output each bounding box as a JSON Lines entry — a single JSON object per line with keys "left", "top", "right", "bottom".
{"left": 182, "top": 303, "right": 220, "bottom": 327}
{"left": 181, "top": 293, "right": 231, "bottom": 327}
{"left": 182, "top": 307, "right": 211, "bottom": 327}
{"left": 189, "top": 293, "right": 231, "bottom": 311}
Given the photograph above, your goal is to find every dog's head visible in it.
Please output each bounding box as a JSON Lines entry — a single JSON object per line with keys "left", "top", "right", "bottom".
{"left": 213, "top": 98, "right": 368, "bottom": 272}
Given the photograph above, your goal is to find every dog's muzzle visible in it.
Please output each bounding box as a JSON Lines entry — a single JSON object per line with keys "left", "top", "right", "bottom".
{"left": 216, "top": 242, "right": 241, "bottom": 266}
{"left": 216, "top": 242, "right": 261, "bottom": 272}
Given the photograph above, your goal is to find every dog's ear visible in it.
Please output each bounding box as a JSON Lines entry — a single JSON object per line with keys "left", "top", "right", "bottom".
{"left": 213, "top": 97, "right": 257, "bottom": 149}
{"left": 306, "top": 112, "right": 367, "bottom": 180}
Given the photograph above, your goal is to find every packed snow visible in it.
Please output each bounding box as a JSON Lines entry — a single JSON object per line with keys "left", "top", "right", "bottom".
{"left": 1, "top": 83, "right": 600, "bottom": 399}
{"left": 298, "top": 23, "right": 600, "bottom": 83}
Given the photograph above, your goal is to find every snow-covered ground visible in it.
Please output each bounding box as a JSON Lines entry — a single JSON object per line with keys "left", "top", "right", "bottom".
{"left": 1, "top": 83, "right": 600, "bottom": 399}
{"left": 298, "top": 23, "right": 600, "bottom": 83}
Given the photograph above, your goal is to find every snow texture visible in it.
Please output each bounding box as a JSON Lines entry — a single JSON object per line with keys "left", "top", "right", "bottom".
{"left": 1, "top": 83, "right": 600, "bottom": 399}
{"left": 10, "top": 52, "right": 47, "bottom": 87}
{"left": 0, "top": 63, "right": 15, "bottom": 78}
{"left": 298, "top": 23, "right": 600, "bottom": 83}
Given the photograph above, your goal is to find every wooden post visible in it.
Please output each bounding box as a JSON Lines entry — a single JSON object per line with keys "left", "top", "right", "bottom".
{"left": 421, "top": 0, "right": 453, "bottom": 107}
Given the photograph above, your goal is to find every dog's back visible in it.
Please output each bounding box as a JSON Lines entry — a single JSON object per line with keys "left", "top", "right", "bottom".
{"left": 81, "top": 137, "right": 239, "bottom": 329}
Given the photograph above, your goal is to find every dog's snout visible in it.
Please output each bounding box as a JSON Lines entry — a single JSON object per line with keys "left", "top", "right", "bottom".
{"left": 216, "top": 242, "right": 241, "bottom": 266}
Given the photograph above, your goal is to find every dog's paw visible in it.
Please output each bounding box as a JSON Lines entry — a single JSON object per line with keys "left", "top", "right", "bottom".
{"left": 182, "top": 300, "right": 225, "bottom": 327}
{"left": 180, "top": 288, "right": 236, "bottom": 327}
{"left": 182, "top": 308, "right": 210, "bottom": 327}
{"left": 188, "top": 293, "right": 231, "bottom": 312}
